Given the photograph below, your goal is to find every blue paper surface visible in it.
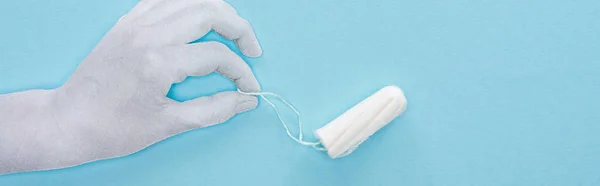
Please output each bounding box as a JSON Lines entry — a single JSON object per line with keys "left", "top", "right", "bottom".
{"left": 1, "top": 0, "right": 599, "bottom": 185}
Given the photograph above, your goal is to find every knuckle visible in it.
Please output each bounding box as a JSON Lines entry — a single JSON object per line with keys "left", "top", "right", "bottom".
{"left": 196, "top": 0, "right": 223, "bottom": 11}
{"left": 218, "top": 1, "right": 238, "bottom": 14}
{"left": 194, "top": 0, "right": 232, "bottom": 20}
{"left": 138, "top": 48, "right": 174, "bottom": 80}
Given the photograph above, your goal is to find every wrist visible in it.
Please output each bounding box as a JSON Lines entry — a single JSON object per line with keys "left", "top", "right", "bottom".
{"left": 0, "top": 89, "right": 57, "bottom": 120}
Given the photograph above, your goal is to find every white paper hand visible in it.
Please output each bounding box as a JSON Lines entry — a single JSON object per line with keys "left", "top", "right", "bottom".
{"left": 0, "top": 0, "right": 262, "bottom": 174}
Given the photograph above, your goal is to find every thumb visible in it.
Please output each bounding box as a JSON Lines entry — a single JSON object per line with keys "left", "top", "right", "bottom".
{"left": 164, "top": 91, "right": 258, "bottom": 128}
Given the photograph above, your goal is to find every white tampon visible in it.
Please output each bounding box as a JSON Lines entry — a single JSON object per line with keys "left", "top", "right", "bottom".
{"left": 314, "top": 85, "right": 407, "bottom": 158}
{"left": 239, "top": 85, "right": 407, "bottom": 158}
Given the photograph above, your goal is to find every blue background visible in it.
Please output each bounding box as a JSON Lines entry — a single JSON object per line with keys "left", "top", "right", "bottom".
{"left": 1, "top": 0, "right": 599, "bottom": 185}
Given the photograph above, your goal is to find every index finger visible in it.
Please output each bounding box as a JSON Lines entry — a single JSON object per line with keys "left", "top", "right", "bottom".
{"left": 212, "top": 4, "right": 263, "bottom": 57}
{"left": 159, "top": 41, "right": 260, "bottom": 92}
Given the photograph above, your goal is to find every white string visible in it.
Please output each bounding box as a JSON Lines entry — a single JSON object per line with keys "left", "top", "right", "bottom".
{"left": 238, "top": 89, "right": 326, "bottom": 151}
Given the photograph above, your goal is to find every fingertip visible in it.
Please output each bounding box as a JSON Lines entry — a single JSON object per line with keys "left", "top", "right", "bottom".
{"left": 235, "top": 94, "right": 258, "bottom": 113}
{"left": 236, "top": 77, "right": 261, "bottom": 93}
{"left": 241, "top": 44, "right": 262, "bottom": 57}
{"left": 237, "top": 34, "right": 262, "bottom": 57}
